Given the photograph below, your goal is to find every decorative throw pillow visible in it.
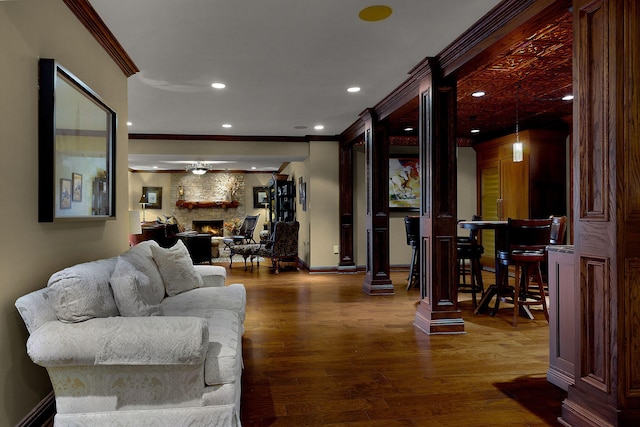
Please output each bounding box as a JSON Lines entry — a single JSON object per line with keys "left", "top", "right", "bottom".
{"left": 151, "top": 239, "right": 203, "bottom": 296}
{"left": 119, "top": 240, "right": 166, "bottom": 304}
{"left": 47, "top": 260, "right": 119, "bottom": 323}
{"left": 110, "top": 256, "right": 162, "bottom": 316}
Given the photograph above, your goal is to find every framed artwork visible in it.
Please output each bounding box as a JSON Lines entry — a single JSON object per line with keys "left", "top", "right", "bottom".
{"left": 142, "top": 186, "right": 162, "bottom": 209}
{"left": 253, "top": 186, "right": 269, "bottom": 208}
{"left": 60, "top": 179, "right": 72, "bottom": 209}
{"left": 389, "top": 157, "right": 420, "bottom": 210}
{"left": 72, "top": 172, "right": 82, "bottom": 202}
{"left": 38, "top": 58, "right": 116, "bottom": 222}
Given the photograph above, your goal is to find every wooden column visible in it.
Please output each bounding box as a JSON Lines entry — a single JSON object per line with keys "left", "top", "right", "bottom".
{"left": 361, "top": 108, "right": 393, "bottom": 295}
{"left": 338, "top": 140, "right": 356, "bottom": 271}
{"left": 561, "top": 0, "right": 640, "bottom": 425}
{"left": 413, "top": 58, "right": 463, "bottom": 334}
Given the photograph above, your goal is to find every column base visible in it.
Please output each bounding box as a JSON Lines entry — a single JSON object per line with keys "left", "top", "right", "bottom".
{"left": 561, "top": 384, "right": 640, "bottom": 426}
{"left": 414, "top": 299, "right": 465, "bottom": 334}
{"left": 362, "top": 277, "right": 394, "bottom": 295}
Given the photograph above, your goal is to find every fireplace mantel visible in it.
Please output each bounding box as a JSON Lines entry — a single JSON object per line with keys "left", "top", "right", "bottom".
{"left": 175, "top": 200, "right": 239, "bottom": 209}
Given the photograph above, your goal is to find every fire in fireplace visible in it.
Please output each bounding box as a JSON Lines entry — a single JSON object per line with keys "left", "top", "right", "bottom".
{"left": 192, "top": 220, "right": 224, "bottom": 236}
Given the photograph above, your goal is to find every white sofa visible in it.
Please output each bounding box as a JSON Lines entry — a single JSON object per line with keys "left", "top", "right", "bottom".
{"left": 15, "top": 240, "right": 246, "bottom": 427}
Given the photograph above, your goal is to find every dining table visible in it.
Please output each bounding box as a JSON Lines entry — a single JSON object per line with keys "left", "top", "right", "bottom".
{"left": 458, "top": 220, "right": 508, "bottom": 315}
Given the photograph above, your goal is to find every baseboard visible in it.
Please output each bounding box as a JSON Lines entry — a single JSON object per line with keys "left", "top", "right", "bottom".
{"left": 16, "top": 391, "right": 55, "bottom": 427}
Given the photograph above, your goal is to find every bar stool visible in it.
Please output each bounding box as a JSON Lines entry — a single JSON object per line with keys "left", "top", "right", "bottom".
{"left": 404, "top": 216, "right": 420, "bottom": 290}
{"left": 495, "top": 218, "right": 552, "bottom": 327}
{"left": 457, "top": 216, "right": 484, "bottom": 308}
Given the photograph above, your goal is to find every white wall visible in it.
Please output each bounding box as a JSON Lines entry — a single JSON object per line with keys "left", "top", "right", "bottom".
{"left": 1, "top": 1, "right": 129, "bottom": 424}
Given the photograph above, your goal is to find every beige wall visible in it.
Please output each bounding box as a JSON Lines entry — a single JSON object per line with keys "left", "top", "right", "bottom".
{"left": 0, "top": 0, "right": 130, "bottom": 424}
{"left": 353, "top": 146, "right": 478, "bottom": 268}
{"left": 307, "top": 140, "right": 340, "bottom": 268}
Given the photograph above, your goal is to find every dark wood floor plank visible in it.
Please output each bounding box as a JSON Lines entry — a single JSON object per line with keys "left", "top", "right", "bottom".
{"left": 228, "top": 264, "right": 565, "bottom": 426}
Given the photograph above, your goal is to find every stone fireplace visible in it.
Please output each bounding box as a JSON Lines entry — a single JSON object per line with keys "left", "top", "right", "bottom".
{"left": 192, "top": 220, "right": 224, "bottom": 236}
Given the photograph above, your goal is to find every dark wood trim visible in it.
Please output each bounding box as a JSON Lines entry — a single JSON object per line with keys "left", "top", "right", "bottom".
{"left": 413, "top": 58, "right": 464, "bottom": 334}
{"left": 129, "top": 133, "right": 338, "bottom": 143}
{"left": 62, "top": 0, "right": 139, "bottom": 77}
{"left": 338, "top": 142, "right": 355, "bottom": 268}
{"left": 361, "top": 109, "right": 393, "bottom": 295}
{"left": 339, "top": 119, "right": 365, "bottom": 147}
{"left": 16, "top": 391, "right": 55, "bottom": 427}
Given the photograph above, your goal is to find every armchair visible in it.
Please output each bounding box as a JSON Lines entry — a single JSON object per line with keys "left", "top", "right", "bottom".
{"left": 222, "top": 214, "right": 260, "bottom": 249}
{"left": 257, "top": 221, "right": 299, "bottom": 274}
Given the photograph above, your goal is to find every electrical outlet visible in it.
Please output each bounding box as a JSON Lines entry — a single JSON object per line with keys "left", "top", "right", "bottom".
{"left": 333, "top": 245, "right": 339, "bottom": 254}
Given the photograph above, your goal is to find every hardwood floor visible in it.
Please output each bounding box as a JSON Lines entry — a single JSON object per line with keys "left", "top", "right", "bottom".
{"left": 224, "top": 263, "right": 566, "bottom": 426}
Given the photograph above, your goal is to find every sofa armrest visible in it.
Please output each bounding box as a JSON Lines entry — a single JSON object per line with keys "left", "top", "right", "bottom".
{"left": 194, "top": 265, "right": 226, "bottom": 287}
{"left": 27, "top": 316, "right": 208, "bottom": 367}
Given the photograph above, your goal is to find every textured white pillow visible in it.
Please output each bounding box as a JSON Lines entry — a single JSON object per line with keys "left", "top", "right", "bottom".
{"left": 110, "top": 256, "right": 162, "bottom": 316}
{"left": 151, "top": 240, "right": 203, "bottom": 296}
{"left": 47, "top": 260, "right": 119, "bottom": 323}
{"left": 119, "top": 240, "right": 166, "bottom": 304}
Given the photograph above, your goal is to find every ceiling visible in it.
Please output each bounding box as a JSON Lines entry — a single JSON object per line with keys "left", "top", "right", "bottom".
{"left": 88, "top": 0, "right": 572, "bottom": 171}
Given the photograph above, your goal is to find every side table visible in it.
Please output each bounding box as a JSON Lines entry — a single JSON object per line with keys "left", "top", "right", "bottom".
{"left": 177, "top": 233, "right": 212, "bottom": 264}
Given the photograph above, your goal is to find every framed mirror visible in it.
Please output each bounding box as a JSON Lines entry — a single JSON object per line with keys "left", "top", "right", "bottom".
{"left": 38, "top": 59, "right": 117, "bottom": 222}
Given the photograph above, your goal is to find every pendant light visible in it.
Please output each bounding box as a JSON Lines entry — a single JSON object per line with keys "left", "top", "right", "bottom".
{"left": 513, "top": 83, "right": 523, "bottom": 162}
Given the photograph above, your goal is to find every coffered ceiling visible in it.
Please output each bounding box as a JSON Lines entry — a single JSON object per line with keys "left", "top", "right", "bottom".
{"left": 388, "top": 8, "right": 573, "bottom": 143}
{"left": 456, "top": 9, "right": 573, "bottom": 141}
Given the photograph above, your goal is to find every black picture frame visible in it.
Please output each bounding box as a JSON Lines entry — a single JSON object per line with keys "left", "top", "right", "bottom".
{"left": 253, "top": 186, "right": 269, "bottom": 209}
{"left": 389, "top": 156, "right": 420, "bottom": 211}
{"left": 142, "top": 186, "right": 163, "bottom": 209}
{"left": 38, "top": 58, "right": 116, "bottom": 222}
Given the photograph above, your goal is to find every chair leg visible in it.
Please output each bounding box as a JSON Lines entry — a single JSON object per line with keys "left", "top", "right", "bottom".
{"left": 407, "top": 246, "right": 418, "bottom": 290}
{"left": 492, "top": 263, "right": 507, "bottom": 316}
{"left": 469, "top": 259, "right": 477, "bottom": 309}
{"left": 513, "top": 265, "right": 521, "bottom": 327}
{"left": 535, "top": 265, "right": 549, "bottom": 322}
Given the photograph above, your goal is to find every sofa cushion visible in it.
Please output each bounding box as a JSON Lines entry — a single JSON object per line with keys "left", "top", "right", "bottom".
{"left": 151, "top": 240, "right": 203, "bottom": 296}
{"left": 47, "top": 258, "right": 119, "bottom": 323}
{"left": 120, "top": 240, "right": 166, "bottom": 304}
{"left": 110, "top": 257, "right": 163, "bottom": 317}
{"left": 160, "top": 284, "right": 246, "bottom": 323}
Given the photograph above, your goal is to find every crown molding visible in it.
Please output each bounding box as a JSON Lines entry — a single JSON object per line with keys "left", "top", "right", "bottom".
{"left": 63, "top": 0, "right": 139, "bottom": 77}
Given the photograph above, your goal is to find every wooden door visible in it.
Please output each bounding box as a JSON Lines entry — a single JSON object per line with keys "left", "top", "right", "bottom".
{"left": 500, "top": 157, "right": 529, "bottom": 219}
{"left": 479, "top": 161, "right": 499, "bottom": 267}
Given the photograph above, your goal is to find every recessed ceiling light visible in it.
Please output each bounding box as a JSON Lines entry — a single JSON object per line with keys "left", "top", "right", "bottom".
{"left": 358, "top": 5, "right": 393, "bottom": 22}
{"left": 471, "top": 129, "right": 480, "bottom": 134}
{"left": 211, "top": 82, "right": 226, "bottom": 89}
{"left": 294, "top": 125, "right": 308, "bottom": 130}
{"left": 562, "top": 94, "right": 574, "bottom": 101}
{"left": 404, "top": 127, "right": 414, "bottom": 132}
{"left": 314, "top": 125, "right": 324, "bottom": 130}
{"left": 126, "top": 121, "right": 132, "bottom": 126}
{"left": 152, "top": 166, "right": 158, "bottom": 169}
{"left": 347, "top": 87, "right": 361, "bottom": 93}
{"left": 222, "top": 124, "right": 232, "bottom": 128}
{"left": 471, "top": 91, "right": 486, "bottom": 97}
{"left": 251, "top": 166, "right": 257, "bottom": 170}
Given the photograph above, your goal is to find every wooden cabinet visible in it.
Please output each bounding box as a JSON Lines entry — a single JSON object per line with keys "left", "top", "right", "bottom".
{"left": 268, "top": 179, "right": 295, "bottom": 227}
{"left": 475, "top": 130, "right": 567, "bottom": 266}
